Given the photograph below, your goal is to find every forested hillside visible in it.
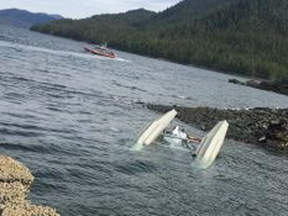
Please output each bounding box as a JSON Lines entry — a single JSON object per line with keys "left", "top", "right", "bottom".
{"left": 31, "top": 0, "right": 288, "bottom": 80}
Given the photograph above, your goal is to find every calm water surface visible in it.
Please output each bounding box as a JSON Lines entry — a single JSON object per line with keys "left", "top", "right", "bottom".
{"left": 0, "top": 24, "right": 288, "bottom": 216}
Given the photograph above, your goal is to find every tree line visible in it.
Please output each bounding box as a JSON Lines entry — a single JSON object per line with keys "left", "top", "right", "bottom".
{"left": 31, "top": 0, "right": 288, "bottom": 80}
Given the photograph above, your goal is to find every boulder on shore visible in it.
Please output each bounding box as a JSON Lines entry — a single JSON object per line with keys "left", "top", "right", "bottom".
{"left": 147, "top": 104, "right": 288, "bottom": 152}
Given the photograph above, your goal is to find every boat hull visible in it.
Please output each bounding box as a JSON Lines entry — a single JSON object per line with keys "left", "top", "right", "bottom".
{"left": 84, "top": 47, "right": 116, "bottom": 58}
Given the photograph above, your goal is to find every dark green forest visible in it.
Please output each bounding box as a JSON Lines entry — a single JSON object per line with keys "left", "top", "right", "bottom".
{"left": 31, "top": 0, "right": 288, "bottom": 80}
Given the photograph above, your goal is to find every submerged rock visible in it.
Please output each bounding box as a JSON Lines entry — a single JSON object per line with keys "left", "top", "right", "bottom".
{"left": 0, "top": 156, "right": 60, "bottom": 216}
{"left": 147, "top": 104, "right": 288, "bottom": 152}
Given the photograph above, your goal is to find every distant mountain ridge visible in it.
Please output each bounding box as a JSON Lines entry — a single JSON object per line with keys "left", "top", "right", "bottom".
{"left": 0, "top": 8, "right": 63, "bottom": 28}
{"left": 31, "top": 0, "right": 288, "bottom": 80}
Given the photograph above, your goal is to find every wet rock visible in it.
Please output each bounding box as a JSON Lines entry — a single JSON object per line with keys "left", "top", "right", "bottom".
{"left": 229, "top": 79, "right": 288, "bottom": 96}
{"left": 228, "top": 79, "right": 245, "bottom": 85}
{"left": 0, "top": 155, "right": 60, "bottom": 216}
{"left": 147, "top": 104, "right": 288, "bottom": 152}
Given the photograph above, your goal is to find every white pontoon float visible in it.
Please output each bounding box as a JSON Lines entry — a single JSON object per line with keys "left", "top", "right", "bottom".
{"left": 136, "top": 109, "right": 177, "bottom": 147}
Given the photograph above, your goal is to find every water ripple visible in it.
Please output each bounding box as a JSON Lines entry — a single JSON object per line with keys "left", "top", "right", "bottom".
{"left": 0, "top": 24, "right": 288, "bottom": 216}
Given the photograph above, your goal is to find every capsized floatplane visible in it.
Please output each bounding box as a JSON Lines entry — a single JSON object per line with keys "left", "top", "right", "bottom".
{"left": 135, "top": 109, "right": 229, "bottom": 168}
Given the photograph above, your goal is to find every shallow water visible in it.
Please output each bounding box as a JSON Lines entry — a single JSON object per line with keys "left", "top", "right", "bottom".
{"left": 0, "top": 24, "right": 288, "bottom": 216}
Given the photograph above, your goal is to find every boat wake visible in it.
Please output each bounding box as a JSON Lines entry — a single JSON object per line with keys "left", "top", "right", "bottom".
{"left": 115, "top": 57, "right": 131, "bottom": 62}
{"left": 0, "top": 40, "right": 131, "bottom": 62}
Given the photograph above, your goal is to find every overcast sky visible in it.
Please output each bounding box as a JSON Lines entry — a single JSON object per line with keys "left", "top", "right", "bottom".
{"left": 0, "top": 0, "right": 181, "bottom": 18}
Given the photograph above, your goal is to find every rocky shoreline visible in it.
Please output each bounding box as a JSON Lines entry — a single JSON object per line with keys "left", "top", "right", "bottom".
{"left": 229, "top": 79, "right": 288, "bottom": 96}
{"left": 0, "top": 155, "right": 60, "bottom": 216}
{"left": 147, "top": 104, "right": 288, "bottom": 152}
